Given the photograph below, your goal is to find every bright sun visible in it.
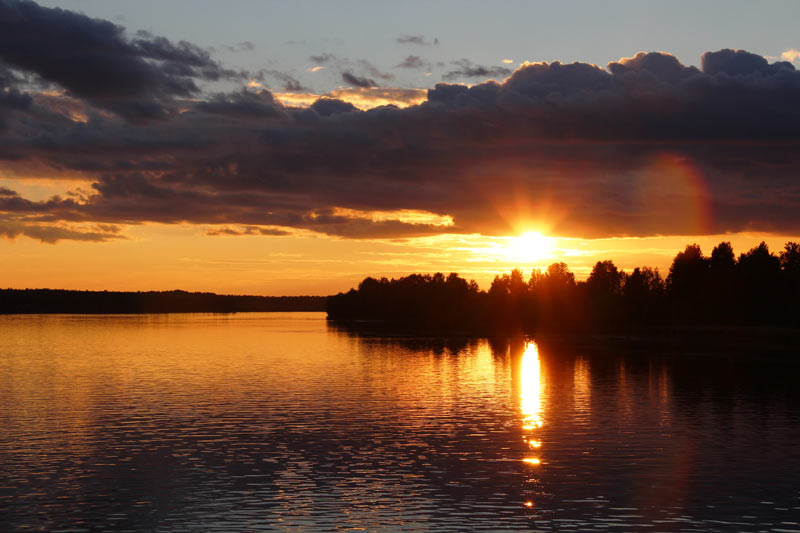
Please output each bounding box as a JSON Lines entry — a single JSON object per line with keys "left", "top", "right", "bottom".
{"left": 506, "top": 231, "right": 555, "bottom": 264}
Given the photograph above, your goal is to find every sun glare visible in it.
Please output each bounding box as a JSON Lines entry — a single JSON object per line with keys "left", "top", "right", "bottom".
{"left": 507, "top": 231, "right": 555, "bottom": 264}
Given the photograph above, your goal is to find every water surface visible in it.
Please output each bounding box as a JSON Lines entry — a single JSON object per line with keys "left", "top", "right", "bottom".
{"left": 1, "top": 313, "right": 799, "bottom": 531}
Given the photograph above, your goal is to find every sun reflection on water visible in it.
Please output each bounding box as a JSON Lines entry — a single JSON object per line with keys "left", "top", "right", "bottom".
{"left": 520, "top": 341, "right": 543, "bottom": 430}
{"left": 520, "top": 341, "right": 544, "bottom": 468}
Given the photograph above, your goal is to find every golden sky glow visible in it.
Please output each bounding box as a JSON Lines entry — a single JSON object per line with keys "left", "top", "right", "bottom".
{"left": 10, "top": 173, "right": 795, "bottom": 296}
{"left": 0, "top": 163, "right": 796, "bottom": 294}
{"left": 1, "top": 217, "right": 798, "bottom": 295}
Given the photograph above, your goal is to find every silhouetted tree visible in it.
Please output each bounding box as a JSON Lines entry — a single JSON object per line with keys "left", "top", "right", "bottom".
{"left": 586, "top": 260, "right": 624, "bottom": 296}
{"left": 585, "top": 260, "right": 625, "bottom": 330}
{"left": 488, "top": 269, "right": 532, "bottom": 331}
{"left": 667, "top": 244, "right": 710, "bottom": 323}
{"left": 780, "top": 242, "right": 800, "bottom": 325}
{"left": 710, "top": 242, "right": 736, "bottom": 272}
{"left": 622, "top": 266, "right": 665, "bottom": 326}
{"left": 780, "top": 242, "right": 800, "bottom": 275}
{"left": 709, "top": 241, "right": 738, "bottom": 322}
{"left": 531, "top": 262, "right": 583, "bottom": 332}
{"left": 737, "top": 242, "right": 782, "bottom": 324}
{"left": 544, "top": 262, "right": 575, "bottom": 288}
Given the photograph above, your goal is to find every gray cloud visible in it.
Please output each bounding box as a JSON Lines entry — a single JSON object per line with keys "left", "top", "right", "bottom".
{"left": 228, "top": 41, "right": 255, "bottom": 52}
{"left": 341, "top": 72, "right": 376, "bottom": 88}
{"left": 308, "top": 53, "right": 394, "bottom": 82}
{"left": 395, "top": 55, "right": 429, "bottom": 70}
{"left": 396, "top": 35, "right": 438, "bottom": 46}
{"left": 0, "top": 0, "right": 243, "bottom": 120}
{"left": 443, "top": 59, "right": 512, "bottom": 81}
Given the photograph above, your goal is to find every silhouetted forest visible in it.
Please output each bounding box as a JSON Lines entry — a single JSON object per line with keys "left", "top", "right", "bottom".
{"left": 0, "top": 289, "right": 327, "bottom": 314}
{"left": 327, "top": 241, "right": 800, "bottom": 334}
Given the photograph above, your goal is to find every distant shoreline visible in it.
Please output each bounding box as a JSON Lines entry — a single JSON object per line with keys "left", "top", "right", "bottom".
{"left": 0, "top": 289, "right": 328, "bottom": 314}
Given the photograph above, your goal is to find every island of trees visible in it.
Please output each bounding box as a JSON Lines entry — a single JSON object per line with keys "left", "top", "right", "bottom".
{"left": 327, "top": 241, "right": 800, "bottom": 334}
{"left": 0, "top": 289, "right": 327, "bottom": 314}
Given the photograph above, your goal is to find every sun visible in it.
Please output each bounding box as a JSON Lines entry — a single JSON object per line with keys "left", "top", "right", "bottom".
{"left": 506, "top": 231, "right": 555, "bottom": 264}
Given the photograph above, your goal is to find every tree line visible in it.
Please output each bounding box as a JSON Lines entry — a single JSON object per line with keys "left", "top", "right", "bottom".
{"left": 0, "top": 289, "right": 327, "bottom": 314}
{"left": 326, "top": 241, "right": 800, "bottom": 333}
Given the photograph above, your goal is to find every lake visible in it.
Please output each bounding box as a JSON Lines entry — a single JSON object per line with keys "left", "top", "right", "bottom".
{"left": 1, "top": 313, "right": 799, "bottom": 531}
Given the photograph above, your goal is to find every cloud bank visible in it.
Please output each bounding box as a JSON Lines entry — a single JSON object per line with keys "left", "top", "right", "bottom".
{"left": 2, "top": 1, "right": 800, "bottom": 242}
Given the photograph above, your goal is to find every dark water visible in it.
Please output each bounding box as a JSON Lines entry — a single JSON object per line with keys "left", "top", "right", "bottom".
{"left": 1, "top": 313, "right": 799, "bottom": 531}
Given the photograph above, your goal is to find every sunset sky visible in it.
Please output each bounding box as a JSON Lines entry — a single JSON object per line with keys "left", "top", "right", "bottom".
{"left": 2, "top": 0, "right": 800, "bottom": 295}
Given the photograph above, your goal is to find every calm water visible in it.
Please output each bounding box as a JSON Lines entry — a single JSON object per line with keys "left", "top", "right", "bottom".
{"left": 1, "top": 313, "right": 800, "bottom": 531}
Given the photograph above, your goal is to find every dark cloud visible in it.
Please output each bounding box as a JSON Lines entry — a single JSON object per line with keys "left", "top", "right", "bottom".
{"left": 0, "top": 63, "right": 32, "bottom": 130}
{"left": 195, "top": 89, "right": 283, "bottom": 118}
{"left": 0, "top": 187, "right": 18, "bottom": 196}
{"left": 2, "top": 38, "right": 800, "bottom": 241}
{"left": 309, "top": 97, "right": 358, "bottom": 116}
{"left": 341, "top": 72, "right": 376, "bottom": 88}
{"left": 395, "top": 55, "right": 429, "bottom": 70}
{"left": 701, "top": 48, "right": 793, "bottom": 76}
{"left": 396, "top": 35, "right": 438, "bottom": 46}
{"left": 0, "top": 0, "right": 242, "bottom": 120}
{"left": 443, "top": 59, "right": 512, "bottom": 81}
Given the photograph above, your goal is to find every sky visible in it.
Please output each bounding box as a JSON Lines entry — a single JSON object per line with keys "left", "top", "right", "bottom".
{"left": 2, "top": 0, "right": 800, "bottom": 295}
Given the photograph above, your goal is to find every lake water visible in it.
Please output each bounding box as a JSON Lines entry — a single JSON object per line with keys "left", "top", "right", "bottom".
{"left": 1, "top": 313, "right": 799, "bottom": 531}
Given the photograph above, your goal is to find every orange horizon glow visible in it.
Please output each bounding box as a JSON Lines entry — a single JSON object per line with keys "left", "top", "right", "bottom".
{"left": 1, "top": 224, "right": 798, "bottom": 295}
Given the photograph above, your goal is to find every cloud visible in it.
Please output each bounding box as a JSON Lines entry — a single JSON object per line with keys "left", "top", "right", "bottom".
{"left": 1, "top": 10, "right": 800, "bottom": 243}
{"left": 309, "top": 53, "right": 336, "bottom": 65}
{"left": 249, "top": 69, "right": 308, "bottom": 92}
{"left": 443, "top": 59, "right": 512, "bottom": 81}
{"left": 206, "top": 225, "right": 290, "bottom": 236}
{"left": 309, "top": 97, "right": 358, "bottom": 116}
{"left": 194, "top": 89, "right": 283, "bottom": 117}
{"left": 0, "top": 64, "right": 32, "bottom": 130}
{"left": 307, "top": 53, "right": 394, "bottom": 84}
{"left": 0, "top": 0, "right": 242, "bottom": 120}
{"left": 267, "top": 71, "right": 307, "bottom": 92}
{"left": 0, "top": 217, "right": 124, "bottom": 243}
{"left": 275, "top": 87, "right": 427, "bottom": 110}
{"left": 781, "top": 48, "right": 800, "bottom": 63}
{"left": 395, "top": 55, "right": 429, "bottom": 70}
{"left": 342, "top": 71, "right": 376, "bottom": 88}
{"left": 218, "top": 41, "right": 255, "bottom": 53}
{"left": 396, "top": 35, "right": 438, "bottom": 46}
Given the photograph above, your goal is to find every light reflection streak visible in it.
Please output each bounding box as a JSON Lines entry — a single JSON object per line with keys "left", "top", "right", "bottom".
{"left": 520, "top": 341, "right": 543, "bottom": 430}
{"left": 520, "top": 341, "right": 544, "bottom": 469}
{"left": 573, "top": 357, "right": 591, "bottom": 415}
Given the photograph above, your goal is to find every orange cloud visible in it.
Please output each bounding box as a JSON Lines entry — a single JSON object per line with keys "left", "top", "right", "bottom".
{"left": 275, "top": 87, "right": 427, "bottom": 110}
